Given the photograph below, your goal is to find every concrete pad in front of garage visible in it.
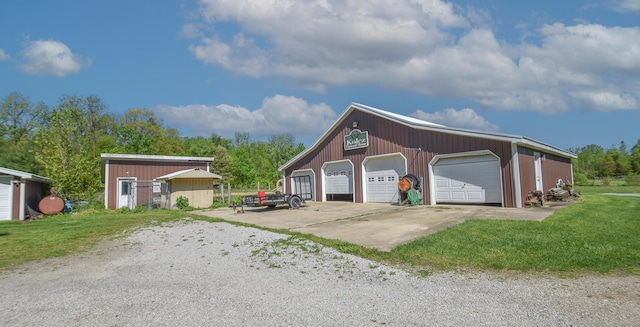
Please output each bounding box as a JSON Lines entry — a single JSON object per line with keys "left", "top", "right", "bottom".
{"left": 192, "top": 201, "right": 569, "bottom": 252}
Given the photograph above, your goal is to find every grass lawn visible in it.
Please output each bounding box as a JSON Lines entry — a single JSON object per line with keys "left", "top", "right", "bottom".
{"left": 0, "top": 210, "right": 204, "bottom": 269}
{"left": 388, "top": 186, "right": 640, "bottom": 273}
{"left": 1, "top": 186, "right": 638, "bottom": 274}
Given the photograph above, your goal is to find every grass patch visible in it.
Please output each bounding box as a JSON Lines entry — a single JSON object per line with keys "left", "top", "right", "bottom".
{"left": 577, "top": 185, "right": 640, "bottom": 195}
{"left": 390, "top": 192, "right": 640, "bottom": 273}
{"left": 0, "top": 210, "right": 197, "bottom": 269}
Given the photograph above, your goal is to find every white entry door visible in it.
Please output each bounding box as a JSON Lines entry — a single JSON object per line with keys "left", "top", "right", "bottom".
{"left": 534, "top": 152, "right": 543, "bottom": 191}
{"left": 117, "top": 178, "right": 136, "bottom": 209}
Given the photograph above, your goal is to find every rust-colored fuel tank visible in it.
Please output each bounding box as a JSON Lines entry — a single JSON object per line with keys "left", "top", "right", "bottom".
{"left": 39, "top": 195, "right": 65, "bottom": 215}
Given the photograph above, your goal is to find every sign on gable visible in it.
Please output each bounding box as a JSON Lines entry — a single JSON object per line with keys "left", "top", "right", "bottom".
{"left": 344, "top": 129, "right": 369, "bottom": 150}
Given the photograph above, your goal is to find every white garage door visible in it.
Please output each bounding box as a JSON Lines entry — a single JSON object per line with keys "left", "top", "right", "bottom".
{"left": 366, "top": 171, "right": 399, "bottom": 203}
{"left": 324, "top": 162, "right": 353, "bottom": 195}
{"left": 364, "top": 155, "right": 406, "bottom": 203}
{"left": 433, "top": 154, "right": 502, "bottom": 204}
{"left": 0, "top": 176, "right": 12, "bottom": 221}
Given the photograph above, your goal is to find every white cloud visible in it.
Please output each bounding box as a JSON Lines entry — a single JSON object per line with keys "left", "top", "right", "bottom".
{"left": 180, "top": 23, "right": 202, "bottom": 39}
{"left": 152, "top": 95, "right": 337, "bottom": 139}
{"left": 569, "top": 90, "right": 637, "bottom": 111}
{"left": 19, "top": 40, "right": 90, "bottom": 77}
{"left": 611, "top": 0, "right": 640, "bottom": 12}
{"left": 0, "top": 49, "right": 9, "bottom": 61}
{"left": 185, "top": 1, "right": 640, "bottom": 113}
{"left": 410, "top": 108, "right": 499, "bottom": 132}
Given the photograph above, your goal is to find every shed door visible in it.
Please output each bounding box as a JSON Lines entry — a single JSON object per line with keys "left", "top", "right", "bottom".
{"left": 117, "top": 178, "right": 136, "bottom": 209}
{"left": 324, "top": 162, "right": 353, "bottom": 196}
{"left": 433, "top": 154, "right": 502, "bottom": 204}
{"left": 0, "top": 176, "right": 12, "bottom": 220}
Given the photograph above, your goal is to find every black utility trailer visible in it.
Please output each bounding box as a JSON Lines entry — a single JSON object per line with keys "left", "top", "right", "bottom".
{"left": 242, "top": 192, "right": 304, "bottom": 209}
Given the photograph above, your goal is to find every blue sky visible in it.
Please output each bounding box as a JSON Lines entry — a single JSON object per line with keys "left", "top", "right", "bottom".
{"left": 1, "top": 0, "right": 639, "bottom": 151}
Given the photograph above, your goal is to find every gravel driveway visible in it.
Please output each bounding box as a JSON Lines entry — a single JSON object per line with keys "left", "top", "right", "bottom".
{"left": 1, "top": 218, "right": 638, "bottom": 326}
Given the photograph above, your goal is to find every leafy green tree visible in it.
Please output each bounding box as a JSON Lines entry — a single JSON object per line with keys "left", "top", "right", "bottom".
{"left": 212, "top": 145, "right": 234, "bottom": 184}
{"left": 572, "top": 144, "right": 606, "bottom": 178}
{"left": 600, "top": 153, "right": 617, "bottom": 178}
{"left": 182, "top": 134, "right": 233, "bottom": 157}
{"left": 111, "top": 108, "right": 184, "bottom": 155}
{"left": 250, "top": 141, "right": 277, "bottom": 186}
{"left": 631, "top": 139, "right": 640, "bottom": 173}
{"left": 0, "top": 92, "right": 48, "bottom": 173}
{"left": 233, "top": 132, "right": 251, "bottom": 148}
{"left": 268, "top": 133, "right": 305, "bottom": 171}
{"left": 183, "top": 136, "right": 216, "bottom": 158}
{"left": 231, "top": 145, "right": 256, "bottom": 186}
{"left": 615, "top": 141, "right": 632, "bottom": 176}
{"left": 34, "top": 95, "right": 110, "bottom": 199}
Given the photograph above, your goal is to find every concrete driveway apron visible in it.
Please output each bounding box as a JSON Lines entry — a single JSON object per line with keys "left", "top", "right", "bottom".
{"left": 193, "top": 201, "right": 566, "bottom": 252}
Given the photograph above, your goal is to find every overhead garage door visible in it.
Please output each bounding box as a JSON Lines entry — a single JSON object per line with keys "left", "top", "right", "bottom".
{"left": 433, "top": 154, "right": 501, "bottom": 204}
{"left": 324, "top": 161, "right": 353, "bottom": 199}
{"left": 364, "top": 155, "right": 406, "bottom": 203}
{"left": 0, "top": 176, "right": 12, "bottom": 221}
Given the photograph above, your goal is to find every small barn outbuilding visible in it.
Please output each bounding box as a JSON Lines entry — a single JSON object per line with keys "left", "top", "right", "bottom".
{"left": 156, "top": 168, "right": 222, "bottom": 209}
{"left": 279, "top": 103, "right": 577, "bottom": 208}
{"left": 0, "top": 167, "right": 51, "bottom": 220}
{"left": 101, "top": 154, "right": 215, "bottom": 210}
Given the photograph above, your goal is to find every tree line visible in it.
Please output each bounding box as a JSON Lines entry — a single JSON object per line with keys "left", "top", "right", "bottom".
{"left": 569, "top": 142, "right": 640, "bottom": 185}
{"left": 0, "top": 92, "right": 305, "bottom": 200}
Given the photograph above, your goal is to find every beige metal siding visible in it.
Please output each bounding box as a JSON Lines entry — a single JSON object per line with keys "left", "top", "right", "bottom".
{"left": 170, "top": 179, "right": 214, "bottom": 209}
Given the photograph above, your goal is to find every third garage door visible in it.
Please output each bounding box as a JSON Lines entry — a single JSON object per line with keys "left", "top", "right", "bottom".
{"left": 433, "top": 154, "right": 501, "bottom": 204}
{"left": 364, "top": 154, "right": 406, "bottom": 203}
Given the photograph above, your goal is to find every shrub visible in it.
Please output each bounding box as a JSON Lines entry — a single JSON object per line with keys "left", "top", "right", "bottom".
{"left": 176, "top": 196, "right": 191, "bottom": 210}
{"left": 573, "top": 172, "right": 590, "bottom": 186}
{"left": 625, "top": 173, "right": 640, "bottom": 186}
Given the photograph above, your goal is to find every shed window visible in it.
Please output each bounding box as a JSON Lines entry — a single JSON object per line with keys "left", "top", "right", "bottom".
{"left": 120, "top": 181, "right": 131, "bottom": 196}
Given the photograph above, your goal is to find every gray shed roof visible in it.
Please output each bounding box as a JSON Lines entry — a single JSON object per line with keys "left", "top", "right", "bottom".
{"left": 0, "top": 167, "right": 51, "bottom": 183}
{"left": 156, "top": 168, "right": 222, "bottom": 180}
{"left": 101, "top": 153, "right": 213, "bottom": 163}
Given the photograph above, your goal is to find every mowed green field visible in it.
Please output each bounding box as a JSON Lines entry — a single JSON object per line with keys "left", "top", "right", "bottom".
{"left": 387, "top": 186, "right": 640, "bottom": 273}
